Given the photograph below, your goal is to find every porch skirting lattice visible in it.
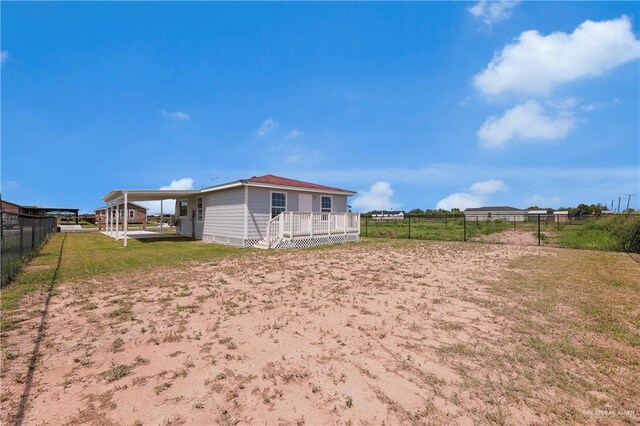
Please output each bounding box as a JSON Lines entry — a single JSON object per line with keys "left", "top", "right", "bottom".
{"left": 269, "top": 233, "right": 359, "bottom": 249}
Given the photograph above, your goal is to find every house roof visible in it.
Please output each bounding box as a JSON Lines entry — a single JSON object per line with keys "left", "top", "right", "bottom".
{"left": 246, "top": 175, "right": 355, "bottom": 194}
{"left": 370, "top": 210, "right": 404, "bottom": 215}
{"left": 200, "top": 174, "right": 357, "bottom": 196}
{"left": 104, "top": 174, "right": 357, "bottom": 203}
{"left": 102, "top": 189, "right": 200, "bottom": 203}
{"left": 464, "top": 206, "right": 525, "bottom": 212}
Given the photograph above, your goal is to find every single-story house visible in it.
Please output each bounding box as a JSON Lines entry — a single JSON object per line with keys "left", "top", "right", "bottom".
{"left": 527, "top": 209, "right": 549, "bottom": 216}
{"left": 101, "top": 174, "right": 360, "bottom": 249}
{"left": 463, "top": 206, "right": 527, "bottom": 222}
{"left": 370, "top": 210, "right": 405, "bottom": 220}
{"left": 95, "top": 202, "right": 148, "bottom": 225}
{"left": 553, "top": 210, "right": 569, "bottom": 223}
{"left": 1, "top": 199, "right": 80, "bottom": 222}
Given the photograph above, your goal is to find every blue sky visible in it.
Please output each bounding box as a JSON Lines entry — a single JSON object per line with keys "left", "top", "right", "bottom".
{"left": 2, "top": 1, "right": 639, "bottom": 213}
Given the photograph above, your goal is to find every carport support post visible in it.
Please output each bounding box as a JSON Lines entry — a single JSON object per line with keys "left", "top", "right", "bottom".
{"left": 123, "top": 192, "right": 128, "bottom": 247}
{"left": 107, "top": 207, "right": 111, "bottom": 235}
{"left": 116, "top": 202, "right": 120, "bottom": 240}
{"left": 160, "top": 200, "right": 163, "bottom": 235}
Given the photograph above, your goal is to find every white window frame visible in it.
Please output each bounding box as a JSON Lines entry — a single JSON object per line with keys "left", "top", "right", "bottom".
{"left": 178, "top": 199, "right": 188, "bottom": 217}
{"left": 128, "top": 209, "right": 135, "bottom": 219}
{"left": 197, "top": 197, "right": 203, "bottom": 222}
{"left": 119, "top": 209, "right": 124, "bottom": 217}
{"left": 321, "top": 195, "right": 333, "bottom": 213}
{"left": 270, "top": 191, "right": 287, "bottom": 218}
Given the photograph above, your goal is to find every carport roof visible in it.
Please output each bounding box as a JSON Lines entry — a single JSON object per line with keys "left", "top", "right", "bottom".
{"left": 102, "top": 189, "right": 199, "bottom": 203}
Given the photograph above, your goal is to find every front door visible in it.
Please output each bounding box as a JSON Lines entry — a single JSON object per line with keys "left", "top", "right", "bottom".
{"left": 299, "top": 194, "right": 312, "bottom": 212}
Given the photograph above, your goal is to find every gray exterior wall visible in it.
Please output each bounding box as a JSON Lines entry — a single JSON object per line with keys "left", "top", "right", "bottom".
{"left": 246, "top": 187, "right": 349, "bottom": 240}
{"left": 202, "top": 187, "right": 245, "bottom": 239}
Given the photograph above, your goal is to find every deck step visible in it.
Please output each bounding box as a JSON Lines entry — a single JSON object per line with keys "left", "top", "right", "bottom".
{"left": 253, "top": 240, "right": 270, "bottom": 249}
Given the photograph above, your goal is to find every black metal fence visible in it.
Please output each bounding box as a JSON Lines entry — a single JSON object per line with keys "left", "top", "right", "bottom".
{"left": 361, "top": 213, "right": 640, "bottom": 253}
{"left": 1, "top": 212, "right": 58, "bottom": 287}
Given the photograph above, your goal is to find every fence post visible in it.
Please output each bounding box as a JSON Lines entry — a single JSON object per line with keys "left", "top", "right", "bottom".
{"left": 463, "top": 215, "right": 467, "bottom": 242}
{"left": 19, "top": 221, "right": 24, "bottom": 258}
{"left": 408, "top": 216, "right": 411, "bottom": 239}
{"left": 557, "top": 218, "right": 560, "bottom": 232}
{"left": 537, "top": 214, "right": 541, "bottom": 246}
{"left": 513, "top": 216, "right": 516, "bottom": 231}
{"left": 365, "top": 216, "right": 368, "bottom": 237}
{"left": 33, "top": 223, "right": 36, "bottom": 251}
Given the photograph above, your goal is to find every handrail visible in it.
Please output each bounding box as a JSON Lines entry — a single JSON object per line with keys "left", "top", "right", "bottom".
{"left": 263, "top": 212, "right": 360, "bottom": 248}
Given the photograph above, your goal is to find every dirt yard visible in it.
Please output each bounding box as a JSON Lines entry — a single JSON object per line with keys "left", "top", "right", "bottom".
{"left": 2, "top": 239, "right": 639, "bottom": 425}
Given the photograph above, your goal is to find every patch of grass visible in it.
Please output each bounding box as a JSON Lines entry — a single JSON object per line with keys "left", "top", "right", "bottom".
{"left": 345, "top": 395, "right": 353, "bottom": 408}
{"left": 154, "top": 381, "right": 172, "bottom": 395}
{"left": 103, "top": 364, "right": 132, "bottom": 382}
{"left": 1, "top": 233, "right": 245, "bottom": 330}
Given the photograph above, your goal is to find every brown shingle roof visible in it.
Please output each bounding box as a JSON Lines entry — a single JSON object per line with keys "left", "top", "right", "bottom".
{"left": 246, "top": 175, "right": 355, "bottom": 194}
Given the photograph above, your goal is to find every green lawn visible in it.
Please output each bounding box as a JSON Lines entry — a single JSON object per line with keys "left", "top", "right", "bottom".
{"left": 1, "top": 233, "right": 245, "bottom": 330}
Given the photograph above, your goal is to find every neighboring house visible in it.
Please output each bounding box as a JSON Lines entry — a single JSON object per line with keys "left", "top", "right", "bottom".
{"left": 1, "top": 199, "right": 79, "bottom": 222}
{"left": 554, "top": 210, "right": 569, "bottom": 223}
{"left": 370, "top": 210, "right": 404, "bottom": 220}
{"left": 102, "top": 174, "right": 360, "bottom": 249}
{"left": 1, "top": 200, "right": 21, "bottom": 214}
{"left": 95, "top": 202, "right": 148, "bottom": 225}
{"left": 527, "top": 209, "right": 548, "bottom": 216}
{"left": 463, "top": 206, "right": 527, "bottom": 222}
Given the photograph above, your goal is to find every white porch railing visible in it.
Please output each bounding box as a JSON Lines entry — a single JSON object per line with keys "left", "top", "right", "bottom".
{"left": 265, "top": 212, "right": 360, "bottom": 248}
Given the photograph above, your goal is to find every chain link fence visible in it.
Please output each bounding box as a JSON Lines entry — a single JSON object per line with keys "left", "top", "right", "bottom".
{"left": 1, "top": 212, "right": 58, "bottom": 287}
{"left": 360, "top": 213, "right": 640, "bottom": 253}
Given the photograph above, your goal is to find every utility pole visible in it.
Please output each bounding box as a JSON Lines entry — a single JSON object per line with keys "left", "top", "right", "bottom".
{"left": 625, "top": 194, "right": 635, "bottom": 211}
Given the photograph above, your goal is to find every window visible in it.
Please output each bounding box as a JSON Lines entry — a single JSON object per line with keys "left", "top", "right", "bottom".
{"left": 271, "top": 192, "right": 286, "bottom": 218}
{"left": 129, "top": 210, "right": 135, "bottom": 219}
{"left": 178, "top": 200, "right": 188, "bottom": 217}
{"left": 321, "top": 196, "right": 332, "bottom": 213}
{"left": 197, "top": 197, "right": 203, "bottom": 222}
{"left": 119, "top": 209, "right": 124, "bottom": 217}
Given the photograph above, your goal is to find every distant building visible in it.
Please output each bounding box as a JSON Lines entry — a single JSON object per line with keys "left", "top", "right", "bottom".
{"left": 370, "top": 210, "right": 404, "bottom": 220}
{"left": 95, "top": 202, "right": 148, "bottom": 224}
{"left": 463, "top": 206, "right": 527, "bottom": 222}
{"left": 554, "top": 210, "right": 569, "bottom": 223}
{"left": 1, "top": 199, "right": 79, "bottom": 222}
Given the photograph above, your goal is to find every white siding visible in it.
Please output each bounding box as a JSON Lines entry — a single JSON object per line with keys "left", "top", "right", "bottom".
{"left": 246, "top": 187, "right": 350, "bottom": 240}
{"left": 202, "top": 187, "right": 245, "bottom": 239}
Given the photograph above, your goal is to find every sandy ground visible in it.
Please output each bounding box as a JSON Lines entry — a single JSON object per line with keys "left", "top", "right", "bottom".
{"left": 2, "top": 241, "right": 549, "bottom": 425}
{"left": 472, "top": 230, "right": 540, "bottom": 246}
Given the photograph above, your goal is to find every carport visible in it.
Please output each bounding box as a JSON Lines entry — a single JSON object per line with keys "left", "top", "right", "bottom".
{"left": 102, "top": 189, "right": 199, "bottom": 247}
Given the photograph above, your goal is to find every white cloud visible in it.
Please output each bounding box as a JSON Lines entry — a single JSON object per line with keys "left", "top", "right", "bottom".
{"left": 3, "top": 180, "right": 18, "bottom": 190}
{"left": 0, "top": 51, "right": 8, "bottom": 63}
{"left": 352, "top": 181, "right": 399, "bottom": 212}
{"left": 160, "top": 109, "right": 190, "bottom": 121}
{"left": 160, "top": 178, "right": 194, "bottom": 190}
{"left": 286, "top": 129, "right": 304, "bottom": 139}
{"left": 437, "top": 179, "right": 507, "bottom": 210}
{"left": 470, "top": 179, "right": 507, "bottom": 194}
{"left": 474, "top": 16, "right": 640, "bottom": 96}
{"left": 525, "top": 194, "right": 562, "bottom": 207}
{"left": 138, "top": 178, "right": 194, "bottom": 214}
{"left": 256, "top": 118, "right": 279, "bottom": 137}
{"left": 477, "top": 100, "right": 574, "bottom": 148}
{"left": 469, "top": 0, "right": 520, "bottom": 26}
